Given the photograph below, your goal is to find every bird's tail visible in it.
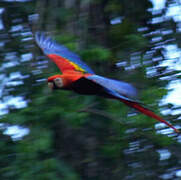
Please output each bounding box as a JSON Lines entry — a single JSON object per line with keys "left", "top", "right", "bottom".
{"left": 121, "top": 99, "right": 180, "bottom": 134}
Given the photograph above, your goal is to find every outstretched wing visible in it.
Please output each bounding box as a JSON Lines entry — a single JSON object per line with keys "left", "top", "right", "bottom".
{"left": 76, "top": 75, "right": 179, "bottom": 133}
{"left": 35, "top": 32, "right": 95, "bottom": 74}
{"left": 86, "top": 75, "right": 137, "bottom": 98}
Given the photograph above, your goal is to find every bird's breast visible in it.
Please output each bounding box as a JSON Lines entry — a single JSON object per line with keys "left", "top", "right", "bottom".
{"left": 61, "top": 71, "right": 91, "bottom": 88}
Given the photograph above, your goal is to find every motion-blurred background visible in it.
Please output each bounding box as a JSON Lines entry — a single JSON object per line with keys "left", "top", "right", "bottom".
{"left": 0, "top": 0, "right": 181, "bottom": 179}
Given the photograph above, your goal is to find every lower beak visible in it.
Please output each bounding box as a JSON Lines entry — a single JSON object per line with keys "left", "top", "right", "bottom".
{"left": 48, "top": 82, "right": 54, "bottom": 90}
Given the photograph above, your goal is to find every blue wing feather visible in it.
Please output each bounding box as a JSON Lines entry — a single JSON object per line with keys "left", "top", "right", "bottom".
{"left": 35, "top": 32, "right": 95, "bottom": 74}
{"left": 86, "top": 75, "right": 137, "bottom": 100}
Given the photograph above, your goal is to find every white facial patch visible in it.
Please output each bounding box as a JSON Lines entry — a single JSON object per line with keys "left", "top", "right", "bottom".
{"left": 54, "top": 78, "right": 63, "bottom": 88}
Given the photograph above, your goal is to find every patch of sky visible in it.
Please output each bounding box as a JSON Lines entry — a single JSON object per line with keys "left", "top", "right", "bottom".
{"left": 21, "top": 36, "right": 33, "bottom": 42}
{"left": 28, "top": 13, "right": 39, "bottom": 22}
{"left": 10, "top": 24, "right": 24, "bottom": 32}
{"left": 160, "top": 80, "right": 181, "bottom": 107}
{"left": 3, "top": 125, "right": 29, "bottom": 141}
{"left": 149, "top": 0, "right": 166, "bottom": 10}
{"left": 0, "top": 103, "right": 9, "bottom": 115}
{"left": 110, "top": 17, "right": 123, "bottom": 25}
{"left": 175, "top": 170, "right": 181, "bottom": 177}
{"left": 0, "top": 7, "right": 5, "bottom": 31}
{"left": 161, "top": 45, "right": 181, "bottom": 71}
{"left": 0, "top": 18, "right": 4, "bottom": 31}
{"left": 159, "top": 44, "right": 181, "bottom": 106}
{"left": 157, "top": 149, "right": 171, "bottom": 160}
{"left": 166, "top": 4, "right": 181, "bottom": 22}
{"left": 6, "top": 81, "right": 24, "bottom": 86}
{"left": 21, "top": 53, "right": 33, "bottom": 62}
{"left": 9, "top": 72, "right": 24, "bottom": 80}
{"left": 3, "top": 96, "right": 27, "bottom": 109}
{"left": 149, "top": 0, "right": 181, "bottom": 107}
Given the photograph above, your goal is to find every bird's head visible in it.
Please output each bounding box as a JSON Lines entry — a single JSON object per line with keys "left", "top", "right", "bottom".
{"left": 47, "top": 75, "right": 64, "bottom": 90}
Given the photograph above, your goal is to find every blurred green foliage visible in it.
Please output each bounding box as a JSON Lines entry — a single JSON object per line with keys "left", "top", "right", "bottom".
{"left": 0, "top": 0, "right": 181, "bottom": 180}
{"left": 81, "top": 47, "right": 112, "bottom": 62}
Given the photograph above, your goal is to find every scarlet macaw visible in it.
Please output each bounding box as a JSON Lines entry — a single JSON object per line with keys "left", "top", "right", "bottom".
{"left": 35, "top": 32, "right": 179, "bottom": 133}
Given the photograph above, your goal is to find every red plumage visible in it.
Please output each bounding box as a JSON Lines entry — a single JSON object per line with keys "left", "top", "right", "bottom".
{"left": 122, "top": 100, "right": 179, "bottom": 133}
{"left": 47, "top": 54, "right": 79, "bottom": 73}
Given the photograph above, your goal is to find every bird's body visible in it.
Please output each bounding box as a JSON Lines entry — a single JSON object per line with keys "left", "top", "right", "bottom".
{"left": 35, "top": 32, "right": 179, "bottom": 134}
{"left": 48, "top": 71, "right": 91, "bottom": 88}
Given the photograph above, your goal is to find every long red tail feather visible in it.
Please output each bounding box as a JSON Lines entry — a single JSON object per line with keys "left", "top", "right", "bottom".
{"left": 121, "top": 100, "right": 179, "bottom": 133}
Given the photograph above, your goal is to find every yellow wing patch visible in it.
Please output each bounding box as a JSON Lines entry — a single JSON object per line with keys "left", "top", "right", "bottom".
{"left": 69, "top": 61, "right": 85, "bottom": 73}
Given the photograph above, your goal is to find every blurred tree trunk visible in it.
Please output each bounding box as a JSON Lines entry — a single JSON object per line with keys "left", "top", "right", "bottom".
{"left": 88, "top": 0, "right": 110, "bottom": 46}
{"left": 33, "top": 0, "right": 60, "bottom": 32}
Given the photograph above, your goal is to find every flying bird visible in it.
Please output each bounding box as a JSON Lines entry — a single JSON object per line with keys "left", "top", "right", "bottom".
{"left": 35, "top": 32, "right": 179, "bottom": 134}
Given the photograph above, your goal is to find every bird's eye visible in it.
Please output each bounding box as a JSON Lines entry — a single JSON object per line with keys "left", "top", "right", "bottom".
{"left": 54, "top": 78, "right": 63, "bottom": 88}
